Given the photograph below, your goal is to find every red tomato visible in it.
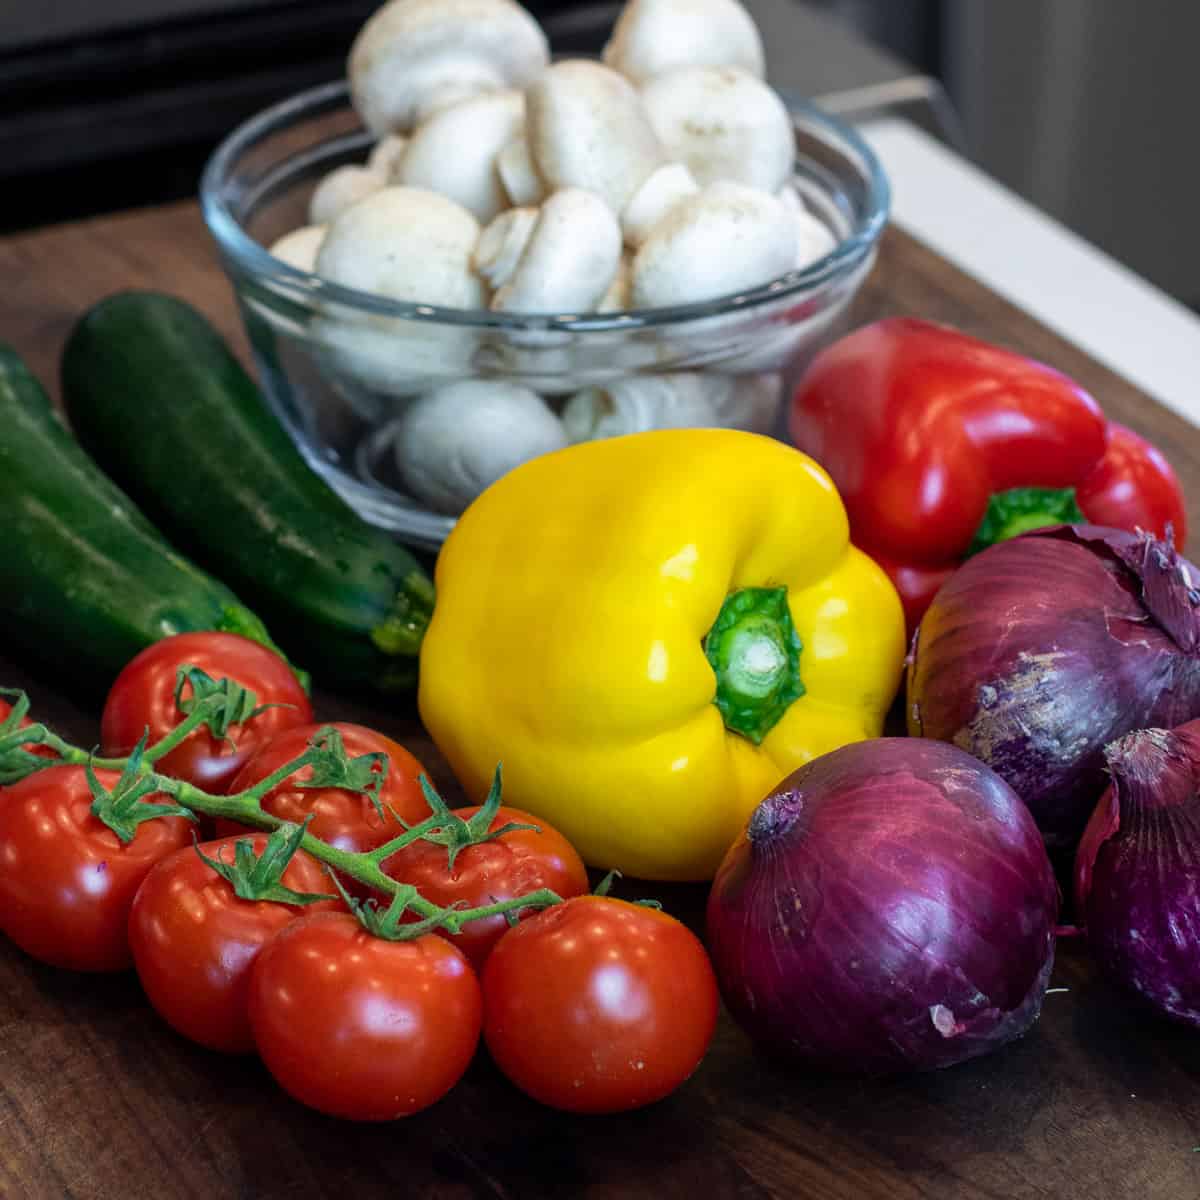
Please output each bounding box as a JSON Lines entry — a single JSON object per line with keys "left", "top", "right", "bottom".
{"left": 482, "top": 896, "right": 718, "bottom": 1114}
{"left": 248, "top": 911, "right": 481, "bottom": 1120}
{"left": 0, "top": 765, "right": 191, "bottom": 971}
{"left": 220, "top": 723, "right": 430, "bottom": 856}
{"left": 381, "top": 804, "right": 589, "bottom": 967}
{"left": 101, "top": 632, "right": 312, "bottom": 793}
{"left": 128, "top": 834, "right": 342, "bottom": 1053}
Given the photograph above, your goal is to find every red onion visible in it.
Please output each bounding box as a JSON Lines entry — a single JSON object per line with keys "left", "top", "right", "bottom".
{"left": 706, "top": 738, "right": 1058, "bottom": 1074}
{"left": 908, "top": 525, "right": 1200, "bottom": 847}
{"left": 1075, "top": 721, "right": 1200, "bottom": 1026}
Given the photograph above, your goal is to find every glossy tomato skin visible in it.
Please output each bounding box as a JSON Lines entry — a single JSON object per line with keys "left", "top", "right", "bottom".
{"left": 381, "top": 804, "right": 589, "bottom": 967}
{"left": 128, "top": 834, "right": 342, "bottom": 1053}
{"left": 101, "top": 632, "right": 312, "bottom": 792}
{"left": 248, "top": 912, "right": 482, "bottom": 1121}
{"left": 220, "top": 723, "right": 431, "bottom": 855}
{"left": 0, "top": 765, "right": 192, "bottom": 971}
{"left": 482, "top": 896, "right": 719, "bottom": 1114}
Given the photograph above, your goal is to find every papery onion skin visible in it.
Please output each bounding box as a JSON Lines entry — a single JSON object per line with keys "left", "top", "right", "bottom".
{"left": 908, "top": 525, "right": 1200, "bottom": 847}
{"left": 1075, "top": 722, "right": 1200, "bottom": 1027}
{"left": 706, "top": 738, "right": 1059, "bottom": 1075}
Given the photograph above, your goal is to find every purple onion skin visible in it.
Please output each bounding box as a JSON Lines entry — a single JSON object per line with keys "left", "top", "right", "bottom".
{"left": 908, "top": 526, "right": 1200, "bottom": 848}
{"left": 706, "top": 738, "right": 1059, "bottom": 1075}
{"left": 1076, "top": 721, "right": 1200, "bottom": 1027}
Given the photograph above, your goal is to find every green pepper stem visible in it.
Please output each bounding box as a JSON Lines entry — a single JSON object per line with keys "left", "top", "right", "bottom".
{"left": 704, "top": 586, "right": 804, "bottom": 744}
{"left": 967, "top": 486, "right": 1085, "bottom": 556}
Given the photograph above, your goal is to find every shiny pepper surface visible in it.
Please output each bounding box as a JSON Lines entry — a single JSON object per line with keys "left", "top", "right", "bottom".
{"left": 419, "top": 429, "right": 905, "bottom": 881}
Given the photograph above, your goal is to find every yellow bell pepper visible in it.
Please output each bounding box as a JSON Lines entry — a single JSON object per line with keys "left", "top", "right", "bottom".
{"left": 419, "top": 428, "right": 905, "bottom": 880}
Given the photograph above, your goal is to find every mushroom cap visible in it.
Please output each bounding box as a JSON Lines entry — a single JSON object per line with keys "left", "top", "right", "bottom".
{"left": 308, "top": 165, "right": 388, "bottom": 225}
{"left": 349, "top": 0, "right": 549, "bottom": 135}
{"left": 496, "top": 137, "right": 546, "bottom": 208}
{"left": 268, "top": 224, "right": 327, "bottom": 272}
{"left": 631, "top": 182, "right": 797, "bottom": 309}
{"left": 394, "top": 90, "right": 525, "bottom": 222}
{"left": 640, "top": 66, "right": 795, "bottom": 193}
{"left": 492, "top": 188, "right": 623, "bottom": 315}
{"left": 526, "top": 60, "right": 664, "bottom": 214}
{"left": 395, "top": 380, "right": 567, "bottom": 513}
{"left": 316, "top": 186, "right": 485, "bottom": 309}
{"left": 620, "top": 162, "right": 700, "bottom": 249}
{"left": 603, "top": 0, "right": 765, "bottom": 85}
{"left": 562, "top": 373, "right": 722, "bottom": 440}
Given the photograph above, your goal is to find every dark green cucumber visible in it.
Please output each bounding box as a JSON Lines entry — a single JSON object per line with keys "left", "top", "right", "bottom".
{"left": 0, "top": 344, "right": 294, "bottom": 684}
{"left": 61, "top": 292, "right": 434, "bottom": 693}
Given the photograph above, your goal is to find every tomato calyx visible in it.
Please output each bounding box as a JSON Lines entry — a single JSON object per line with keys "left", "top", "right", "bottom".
{"left": 593, "top": 868, "right": 662, "bottom": 909}
{"left": 0, "top": 688, "right": 54, "bottom": 783}
{"left": 86, "top": 731, "right": 197, "bottom": 843}
{"left": 414, "top": 767, "right": 539, "bottom": 872}
{"left": 174, "top": 664, "right": 293, "bottom": 744}
{"left": 194, "top": 817, "right": 336, "bottom": 906}
{"left": 293, "top": 726, "right": 390, "bottom": 819}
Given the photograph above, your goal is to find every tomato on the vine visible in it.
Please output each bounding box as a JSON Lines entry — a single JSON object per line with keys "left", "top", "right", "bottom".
{"left": 221, "top": 723, "right": 431, "bottom": 855}
{"left": 0, "top": 765, "right": 192, "bottom": 972}
{"left": 248, "top": 911, "right": 482, "bottom": 1120}
{"left": 101, "top": 632, "right": 312, "bottom": 793}
{"left": 482, "top": 896, "right": 718, "bottom": 1114}
{"left": 381, "top": 803, "right": 588, "bottom": 967}
{"left": 129, "top": 834, "right": 342, "bottom": 1053}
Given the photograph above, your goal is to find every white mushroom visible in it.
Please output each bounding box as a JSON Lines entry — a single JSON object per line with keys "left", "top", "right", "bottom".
{"left": 268, "top": 224, "right": 327, "bottom": 272}
{"left": 562, "top": 373, "right": 722, "bottom": 440}
{"left": 603, "top": 0, "right": 765, "bottom": 85}
{"left": 315, "top": 187, "right": 485, "bottom": 393}
{"left": 308, "top": 165, "right": 388, "bottom": 225}
{"left": 395, "top": 380, "right": 567, "bottom": 513}
{"left": 367, "top": 133, "right": 410, "bottom": 175}
{"left": 525, "top": 60, "right": 665, "bottom": 215}
{"left": 620, "top": 162, "right": 699, "bottom": 249}
{"left": 597, "top": 256, "right": 633, "bottom": 312}
{"left": 492, "top": 188, "right": 622, "bottom": 314}
{"left": 348, "top": 0, "right": 549, "bottom": 135}
{"left": 640, "top": 67, "right": 794, "bottom": 193}
{"left": 393, "top": 90, "right": 524, "bottom": 222}
{"left": 631, "top": 182, "right": 797, "bottom": 309}
{"left": 496, "top": 137, "right": 546, "bottom": 207}
{"left": 473, "top": 206, "right": 538, "bottom": 290}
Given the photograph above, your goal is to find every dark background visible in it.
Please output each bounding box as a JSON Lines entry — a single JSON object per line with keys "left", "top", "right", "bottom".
{"left": 3, "top": 0, "right": 1198, "bottom": 310}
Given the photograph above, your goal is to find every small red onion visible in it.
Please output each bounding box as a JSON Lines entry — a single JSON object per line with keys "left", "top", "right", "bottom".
{"left": 908, "top": 525, "right": 1200, "bottom": 847}
{"left": 1075, "top": 721, "right": 1200, "bottom": 1026}
{"left": 706, "top": 738, "right": 1058, "bottom": 1075}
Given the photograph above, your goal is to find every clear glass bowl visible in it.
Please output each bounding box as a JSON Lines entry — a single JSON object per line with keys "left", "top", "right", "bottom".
{"left": 200, "top": 79, "right": 889, "bottom": 549}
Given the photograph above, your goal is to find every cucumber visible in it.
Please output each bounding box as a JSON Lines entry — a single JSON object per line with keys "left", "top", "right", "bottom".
{"left": 61, "top": 292, "right": 434, "bottom": 693}
{"left": 0, "top": 344, "right": 294, "bottom": 685}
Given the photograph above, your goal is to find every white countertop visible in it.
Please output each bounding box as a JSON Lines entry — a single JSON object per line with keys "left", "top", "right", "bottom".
{"left": 860, "top": 116, "right": 1200, "bottom": 428}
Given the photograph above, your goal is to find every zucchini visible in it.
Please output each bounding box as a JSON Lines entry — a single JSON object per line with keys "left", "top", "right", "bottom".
{"left": 0, "top": 343, "right": 293, "bottom": 685}
{"left": 61, "top": 292, "right": 434, "bottom": 693}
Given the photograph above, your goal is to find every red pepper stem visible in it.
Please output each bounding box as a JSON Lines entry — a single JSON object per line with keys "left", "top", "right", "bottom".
{"left": 968, "top": 486, "right": 1085, "bottom": 556}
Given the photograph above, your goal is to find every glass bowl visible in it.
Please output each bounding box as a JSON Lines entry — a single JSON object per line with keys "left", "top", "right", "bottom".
{"left": 200, "top": 79, "right": 889, "bottom": 549}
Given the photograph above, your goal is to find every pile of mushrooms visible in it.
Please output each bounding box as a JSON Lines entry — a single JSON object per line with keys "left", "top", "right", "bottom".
{"left": 269, "top": 0, "right": 840, "bottom": 516}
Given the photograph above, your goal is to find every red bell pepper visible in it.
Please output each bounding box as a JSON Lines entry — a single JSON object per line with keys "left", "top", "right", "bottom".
{"left": 789, "top": 318, "right": 1189, "bottom": 632}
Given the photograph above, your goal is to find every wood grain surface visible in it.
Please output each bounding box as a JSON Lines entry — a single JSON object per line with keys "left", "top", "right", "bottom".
{"left": 2, "top": 205, "right": 1200, "bottom": 1200}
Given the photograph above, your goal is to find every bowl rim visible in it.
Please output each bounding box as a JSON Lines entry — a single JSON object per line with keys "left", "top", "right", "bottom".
{"left": 200, "top": 79, "right": 890, "bottom": 332}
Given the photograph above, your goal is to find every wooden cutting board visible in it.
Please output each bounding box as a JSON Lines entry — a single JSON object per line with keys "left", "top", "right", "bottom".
{"left": 1, "top": 205, "right": 1199, "bottom": 1200}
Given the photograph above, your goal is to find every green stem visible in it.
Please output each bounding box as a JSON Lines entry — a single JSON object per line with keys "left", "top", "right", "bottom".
{"left": 967, "top": 486, "right": 1085, "bottom": 556}
{"left": 704, "top": 586, "right": 804, "bottom": 744}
